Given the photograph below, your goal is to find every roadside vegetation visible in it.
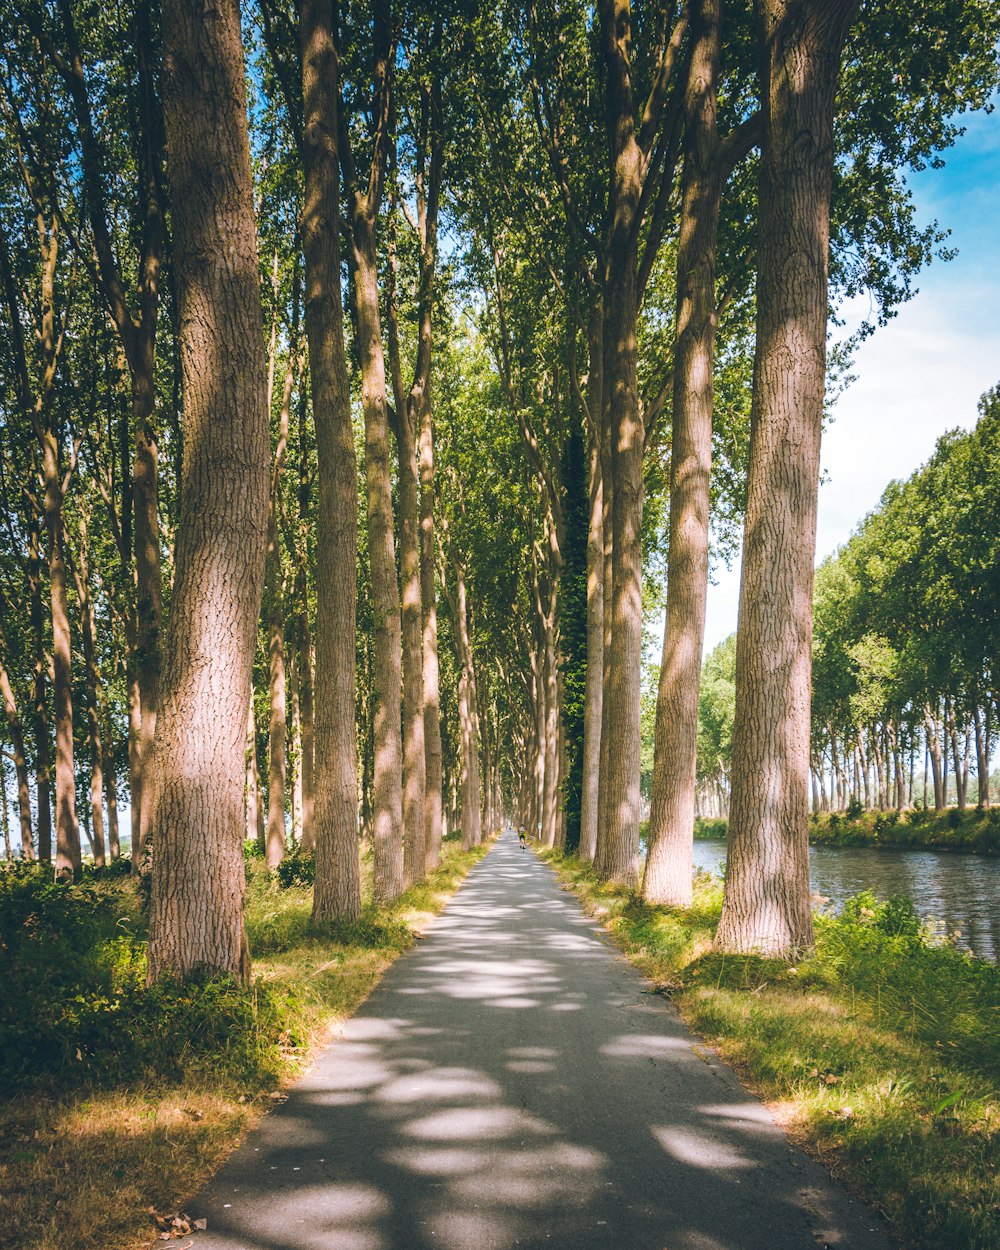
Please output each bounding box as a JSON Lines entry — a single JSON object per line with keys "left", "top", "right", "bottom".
{"left": 694, "top": 807, "right": 1000, "bottom": 852}
{"left": 539, "top": 846, "right": 1000, "bottom": 1250}
{"left": 0, "top": 837, "right": 492, "bottom": 1250}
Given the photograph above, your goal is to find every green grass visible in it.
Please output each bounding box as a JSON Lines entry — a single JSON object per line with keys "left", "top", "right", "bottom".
{"left": 694, "top": 806, "right": 1000, "bottom": 852}
{"left": 539, "top": 846, "right": 1000, "bottom": 1250}
{"left": 0, "top": 838, "right": 494, "bottom": 1250}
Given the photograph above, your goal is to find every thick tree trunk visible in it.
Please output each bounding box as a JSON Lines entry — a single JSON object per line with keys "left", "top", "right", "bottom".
{"left": 147, "top": 0, "right": 269, "bottom": 982}
{"left": 715, "top": 0, "right": 857, "bottom": 957}
{"left": 301, "top": 0, "right": 360, "bottom": 920}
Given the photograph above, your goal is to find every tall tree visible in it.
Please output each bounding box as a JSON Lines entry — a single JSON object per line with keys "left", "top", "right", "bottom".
{"left": 147, "top": 0, "right": 269, "bottom": 982}
{"left": 299, "top": 0, "right": 362, "bottom": 923}
{"left": 342, "top": 0, "right": 403, "bottom": 904}
{"left": 715, "top": 0, "right": 860, "bottom": 957}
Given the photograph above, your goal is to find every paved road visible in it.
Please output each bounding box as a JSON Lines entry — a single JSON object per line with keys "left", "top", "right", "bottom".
{"left": 190, "top": 833, "right": 891, "bottom": 1250}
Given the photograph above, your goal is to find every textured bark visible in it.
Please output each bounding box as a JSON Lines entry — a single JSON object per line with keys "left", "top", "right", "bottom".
{"left": 265, "top": 334, "right": 295, "bottom": 870}
{"left": 295, "top": 382, "right": 316, "bottom": 852}
{"left": 644, "top": 0, "right": 724, "bottom": 906}
{"left": 596, "top": 8, "right": 644, "bottom": 889}
{"left": 341, "top": 0, "right": 401, "bottom": 905}
{"left": 715, "top": 0, "right": 858, "bottom": 957}
{"left": 0, "top": 651, "right": 33, "bottom": 858}
{"left": 579, "top": 358, "right": 604, "bottom": 862}
{"left": 452, "top": 563, "right": 482, "bottom": 849}
{"left": 397, "top": 395, "right": 426, "bottom": 885}
{"left": 300, "top": 0, "right": 360, "bottom": 920}
{"left": 41, "top": 443, "right": 80, "bottom": 881}
{"left": 147, "top": 0, "right": 269, "bottom": 982}
{"left": 419, "top": 397, "right": 443, "bottom": 870}
{"left": 352, "top": 231, "right": 404, "bottom": 903}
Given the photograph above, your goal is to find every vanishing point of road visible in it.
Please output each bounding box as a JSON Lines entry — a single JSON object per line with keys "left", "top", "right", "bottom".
{"left": 190, "top": 832, "right": 891, "bottom": 1250}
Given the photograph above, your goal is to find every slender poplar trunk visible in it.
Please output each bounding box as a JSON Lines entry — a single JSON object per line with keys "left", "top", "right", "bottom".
{"left": 419, "top": 398, "right": 443, "bottom": 869}
{"left": 43, "top": 435, "right": 80, "bottom": 881}
{"left": 300, "top": 0, "right": 360, "bottom": 920}
{"left": 73, "top": 515, "right": 106, "bottom": 868}
{"left": 579, "top": 421, "right": 604, "bottom": 863}
{"left": 29, "top": 529, "right": 52, "bottom": 864}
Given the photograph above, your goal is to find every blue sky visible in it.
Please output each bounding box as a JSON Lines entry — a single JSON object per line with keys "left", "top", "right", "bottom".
{"left": 702, "top": 104, "right": 1000, "bottom": 653}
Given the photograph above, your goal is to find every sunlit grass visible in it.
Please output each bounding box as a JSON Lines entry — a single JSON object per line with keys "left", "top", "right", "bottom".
{"left": 0, "top": 837, "right": 494, "bottom": 1250}
{"left": 540, "top": 846, "right": 1000, "bottom": 1250}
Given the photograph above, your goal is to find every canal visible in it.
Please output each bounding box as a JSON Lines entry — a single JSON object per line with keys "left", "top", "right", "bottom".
{"left": 692, "top": 839, "right": 1000, "bottom": 961}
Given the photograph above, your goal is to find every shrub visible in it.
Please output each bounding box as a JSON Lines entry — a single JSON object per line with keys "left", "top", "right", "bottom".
{"left": 840, "top": 889, "right": 922, "bottom": 941}
{"left": 276, "top": 845, "right": 315, "bottom": 889}
{"left": 845, "top": 797, "right": 865, "bottom": 822}
{"left": 947, "top": 807, "right": 963, "bottom": 830}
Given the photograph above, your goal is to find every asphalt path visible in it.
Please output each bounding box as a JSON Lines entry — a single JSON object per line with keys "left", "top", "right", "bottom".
{"left": 189, "top": 831, "right": 892, "bottom": 1250}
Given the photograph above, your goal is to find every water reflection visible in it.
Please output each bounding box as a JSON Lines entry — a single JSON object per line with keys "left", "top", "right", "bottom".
{"left": 692, "top": 840, "right": 1000, "bottom": 961}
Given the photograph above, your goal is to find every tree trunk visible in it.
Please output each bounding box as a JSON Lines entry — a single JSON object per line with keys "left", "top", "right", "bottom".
{"left": 579, "top": 419, "right": 603, "bottom": 863}
{"left": 973, "top": 704, "right": 990, "bottom": 809}
{"left": 925, "top": 705, "right": 944, "bottom": 810}
{"left": 715, "top": 0, "right": 857, "bottom": 957}
{"left": 147, "top": 0, "right": 269, "bottom": 982}
{"left": 300, "top": 0, "right": 360, "bottom": 920}
{"left": 350, "top": 226, "right": 404, "bottom": 904}
{"left": 265, "top": 343, "right": 295, "bottom": 870}
{"left": 396, "top": 380, "right": 426, "bottom": 887}
{"left": 420, "top": 397, "right": 443, "bottom": 870}
{"left": 453, "top": 562, "right": 482, "bottom": 849}
{"left": 102, "top": 693, "right": 121, "bottom": 858}
{"left": 0, "top": 654, "right": 33, "bottom": 857}
{"left": 644, "top": 0, "right": 724, "bottom": 907}
{"left": 29, "top": 529, "right": 52, "bottom": 863}
{"left": 73, "top": 514, "right": 107, "bottom": 868}
{"left": 43, "top": 434, "right": 81, "bottom": 881}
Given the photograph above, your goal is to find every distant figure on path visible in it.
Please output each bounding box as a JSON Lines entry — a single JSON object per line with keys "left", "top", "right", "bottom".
{"left": 518, "top": 827, "right": 527, "bottom": 850}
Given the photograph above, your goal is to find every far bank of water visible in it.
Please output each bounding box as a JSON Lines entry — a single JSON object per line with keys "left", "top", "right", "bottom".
{"left": 692, "top": 839, "right": 1000, "bottom": 961}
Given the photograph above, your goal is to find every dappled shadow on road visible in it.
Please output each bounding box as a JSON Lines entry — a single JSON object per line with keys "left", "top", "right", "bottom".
{"left": 191, "top": 836, "right": 888, "bottom": 1250}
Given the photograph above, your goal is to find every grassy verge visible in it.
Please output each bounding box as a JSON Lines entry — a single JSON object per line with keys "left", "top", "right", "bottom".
{"left": 695, "top": 807, "right": 1000, "bottom": 852}
{"left": 0, "top": 837, "right": 494, "bottom": 1250}
{"left": 538, "top": 847, "right": 1000, "bottom": 1250}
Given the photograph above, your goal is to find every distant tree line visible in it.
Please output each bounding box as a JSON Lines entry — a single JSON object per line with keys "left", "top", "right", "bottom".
{"left": 692, "top": 390, "right": 999, "bottom": 817}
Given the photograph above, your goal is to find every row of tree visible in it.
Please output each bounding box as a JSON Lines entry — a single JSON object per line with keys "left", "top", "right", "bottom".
{"left": 0, "top": 0, "right": 997, "bottom": 975}
{"left": 691, "top": 390, "right": 998, "bottom": 816}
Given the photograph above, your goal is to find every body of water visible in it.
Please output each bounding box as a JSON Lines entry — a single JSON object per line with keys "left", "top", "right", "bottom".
{"left": 692, "top": 839, "right": 1000, "bottom": 962}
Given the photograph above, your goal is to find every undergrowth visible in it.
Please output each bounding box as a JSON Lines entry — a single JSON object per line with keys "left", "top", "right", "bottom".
{"left": 0, "top": 838, "right": 493, "bottom": 1250}
{"left": 539, "top": 846, "right": 1000, "bottom": 1250}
